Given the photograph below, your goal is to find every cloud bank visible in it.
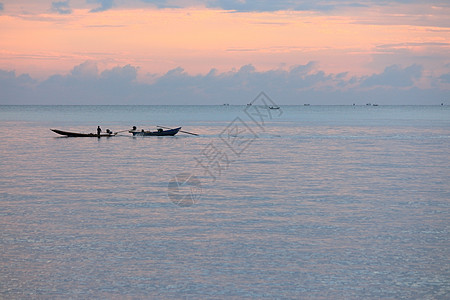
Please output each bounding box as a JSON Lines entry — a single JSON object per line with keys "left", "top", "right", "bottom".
{"left": 1, "top": 61, "right": 448, "bottom": 105}
{"left": 22, "top": 0, "right": 445, "bottom": 14}
{"left": 79, "top": 0, "right": 450, "bottom": 13}
{"left": 361, "top": 65, "right": 423, "bottom": 88}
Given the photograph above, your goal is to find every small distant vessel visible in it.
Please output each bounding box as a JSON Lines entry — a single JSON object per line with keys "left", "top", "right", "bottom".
{"left": 129, "top": 127, "right": 181, "bottom": 136}
{"left": 269, "top": 105, "right": 280, "bottom": 109}
{"left": 247, "top": 103, "right": 252, "bottom": 106}
{"left": 372, "top": 104, "right": 379, "bottom": 106}
{"left": 51, "top": 129, "right": 116, "bottom": 137}
{"left": 304, "top": 104, "right": 310, "bottom": 106}
{"left": 366, "top": 103, "right": 372, "bottom": 106}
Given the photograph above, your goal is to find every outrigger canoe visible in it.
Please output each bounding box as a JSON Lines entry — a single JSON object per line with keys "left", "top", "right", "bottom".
{"left": 129, "top": 127, "right": 181, "bottom": 136}
{"left": 51, "top": 129, "right": 117, "bottom": 137}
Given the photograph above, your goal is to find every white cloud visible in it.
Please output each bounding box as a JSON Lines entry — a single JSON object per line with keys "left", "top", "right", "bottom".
{"left": 88, "top": 0, "right": 114, "bottom": 12}
{"left": 70, "top": 60, "right": 99, "bottom": 78}
{"left": 51, "top": 1, "right": 72, "bottom": 14}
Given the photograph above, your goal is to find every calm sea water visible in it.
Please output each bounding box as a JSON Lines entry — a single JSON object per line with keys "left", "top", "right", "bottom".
{"left": 0, "top": 104, "right": 449, "bottom": 299}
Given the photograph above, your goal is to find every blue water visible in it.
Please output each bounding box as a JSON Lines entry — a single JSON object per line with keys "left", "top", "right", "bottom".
{"left": 1, "top": 104, "right": 449, "bottom": 298}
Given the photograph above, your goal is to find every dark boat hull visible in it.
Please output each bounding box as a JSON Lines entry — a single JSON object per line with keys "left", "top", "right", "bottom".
{"left": 129, "top": 127, "right": 181, "bottom": 136}
{"left": 51, "top": 129, "right": 116, "bottom": 137}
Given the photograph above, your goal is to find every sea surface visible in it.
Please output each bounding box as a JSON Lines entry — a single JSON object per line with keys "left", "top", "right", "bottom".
{"left": 0, "top": 104, "right": 449, "bottom": 299}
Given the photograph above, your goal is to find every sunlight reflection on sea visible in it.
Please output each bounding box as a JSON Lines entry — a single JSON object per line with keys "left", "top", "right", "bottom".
{"left": 0, "top": 105, "right": 449, "bottom": 298}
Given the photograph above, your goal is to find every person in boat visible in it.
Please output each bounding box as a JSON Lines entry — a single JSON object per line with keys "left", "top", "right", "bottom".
{"left": 97, "top": 126, "right": 101, "bottom": 135}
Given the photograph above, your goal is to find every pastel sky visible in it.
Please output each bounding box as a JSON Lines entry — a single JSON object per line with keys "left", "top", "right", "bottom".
{"left": 0, "top": 0, "right": 449, "bottom": 104}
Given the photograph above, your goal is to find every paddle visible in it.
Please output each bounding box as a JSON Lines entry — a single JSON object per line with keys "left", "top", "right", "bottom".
{"left": 157, "top": 125, "right": 199, "bottom": 136}
{"left": 114, "top": 129, "right": 132, "bottom": 134}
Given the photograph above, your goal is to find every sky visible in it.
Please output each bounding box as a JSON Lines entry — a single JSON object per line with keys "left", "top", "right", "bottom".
{"left": 0, "top": 0, "right": 449, "bottom": 104}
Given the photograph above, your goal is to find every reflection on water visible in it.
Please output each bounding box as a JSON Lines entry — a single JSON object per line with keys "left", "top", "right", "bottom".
{"left": 0, "top": 106, "right": 449, "bottom": 298}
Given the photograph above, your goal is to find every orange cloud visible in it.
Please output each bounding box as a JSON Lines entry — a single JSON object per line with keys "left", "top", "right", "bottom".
{"left": 0, "top": 5, "right": 449, "bottom": 79}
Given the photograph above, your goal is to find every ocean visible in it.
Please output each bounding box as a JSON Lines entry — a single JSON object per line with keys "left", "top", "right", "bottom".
{"left": 0, "top": 103, "right": 449, "bottom": 298}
